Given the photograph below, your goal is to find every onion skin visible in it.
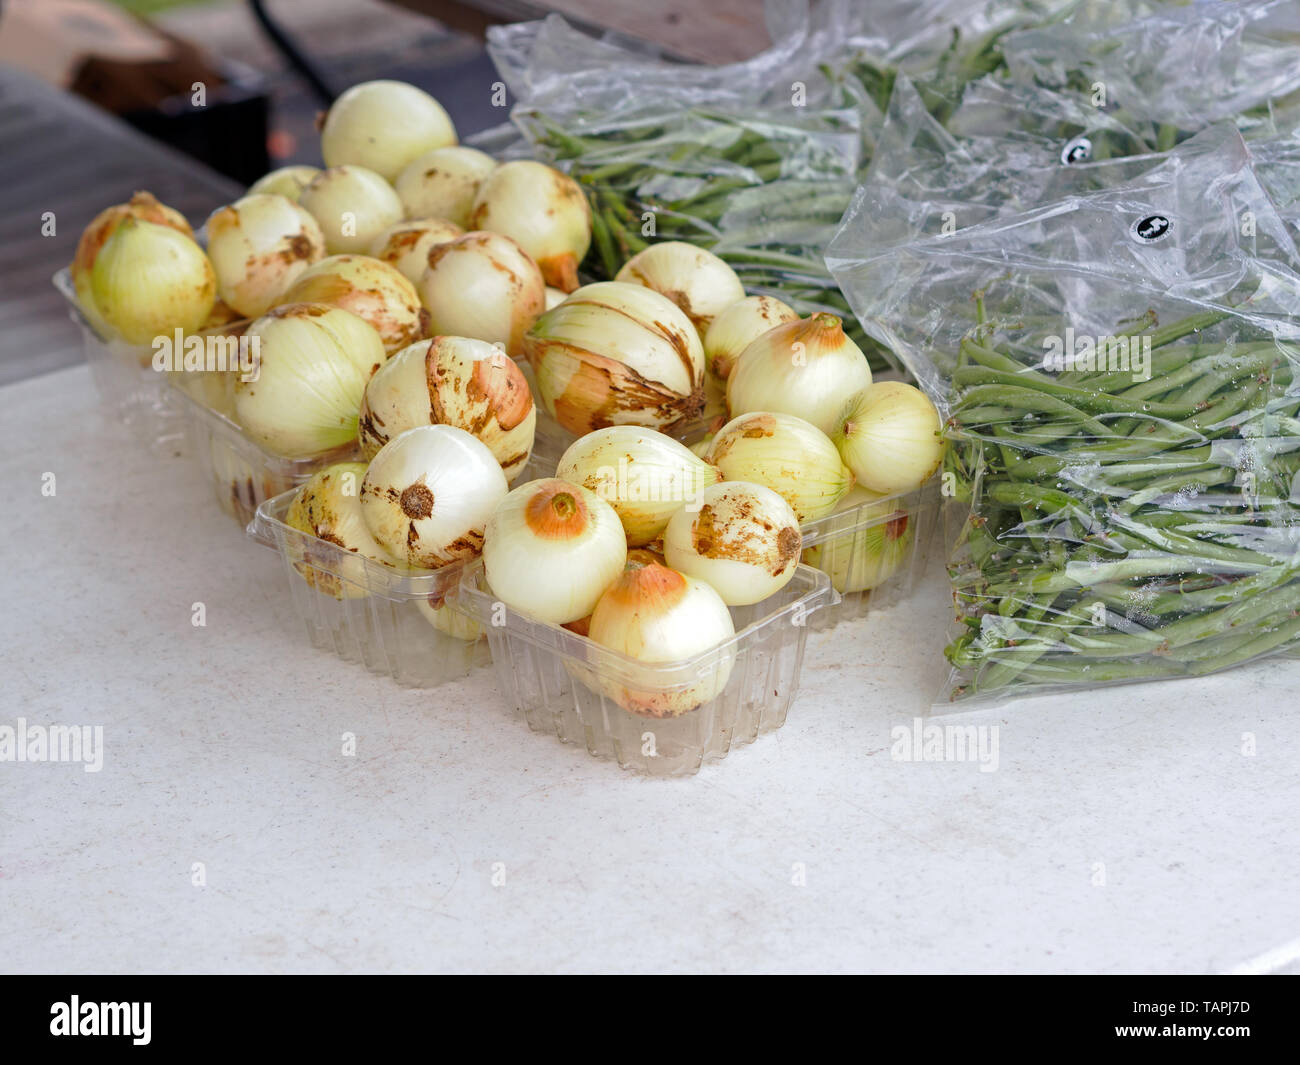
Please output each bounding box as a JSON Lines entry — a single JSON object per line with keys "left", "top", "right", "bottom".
{"left": 470, "top": 161, "right": 591, "bottom": 292}
{"left": 299, "top": 165, "right": 404, "bottom": 255}
{"left": 71, "top": 191, "right": 193, "bottom": 323}
{"left": 281, "top": 253, "right": 427, "bottom": 353}
{"left": 87, "top": 217, "right": 216, "bottom": 345}
{"left": 320, "top": 80, "right": 457, "bottom": 181}
{"left": 726, "top": 313, "right": 873, "bottom": 436}
{"left": 704, "top": 294, "right": 798, "bottom": 380}
{"left": 707, "top": 410, "right": 851, "bottom": 523}
{"left": 524, "top": 281, "right": 705, "bottom": 437}
{"left": 248, "top": 165, "right": 320, "bottom": 202}
{"left": 206, "top": 193, "right": 326, "bottom": 318}
{"left": 286, "top": 462, "right": 397, "bottom": 599}
{"left": 395, "top": 146, "right": 496, "bottom": 228}
{"left": 416, "top": 596, "right": 482, "bottom": 640}
{"left": 358, "top": 336, "right": 536, "bottom": 481}
{"left": 555, "top": 425, "right": 720, "bottom": 545}
{"left": 234, "top": 303, "right": 385, "bottom": 457}
{"left": 662, "top": 481, "right": 802, "bottom": 605}
{"left": 801, "top": 485, "right": 914, "bottom": 594}
{"left": 615, "top": 241, "right": 745, "bottom": 334}
{"left": 832, "top": 382, "right": 945, "bottom": 495}
{"left": 586, "top": 561, "right": 735, "bottom": 718}
{"left": 360, "top": 424, "right": 507, "bottom": 569}
{"left": 418, "top": 231, "right": 545, "bottom": 357}
{"left": 367, "top": 218, "right": 462, "bottom": 286}
{"left": 483, "top": 478, "right": 627, "bottom": 625}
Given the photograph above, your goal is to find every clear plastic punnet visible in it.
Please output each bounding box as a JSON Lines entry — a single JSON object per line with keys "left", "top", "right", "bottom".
{"left": 249, "top": 487, "right": 491, "bottom": 688}
{"left": 457, "top": 559, "right": 833, "bottom": 775}
{"left": 829, "top": 124, "right": 1300, "bottom": 711}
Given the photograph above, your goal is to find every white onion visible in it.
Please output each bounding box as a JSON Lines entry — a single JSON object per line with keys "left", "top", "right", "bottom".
{"left": 587, "top": 559, "right": 735, "bottom": 718}
{"left": 281, "top": 253, "right": 426, "bottom": 353}
{"left": 416, "top": 597, "right": 482, "bottom": 641}
{"left": 726, "top": 313, "right": 873, "bottom": 435}
{"left": 299, "top": 165, "right": 404, "bottom": 254}
{"left": 831, "top": 382, "right": 944, "bottom": 495}
{"left": 359, "top": 336, "right": 535, "bottom": 481}
{"left": 87, "top": 217, "right": 216, "bottom": 345}
{"left": 662, "top": 481, "right": 802, "bottom": 605}
{"left": 707, "top": 410, "right": 851, "bottom": 522}
{"left": 367, "top": 217, "right": 462, "bottom": 285}
{"left": 248, "top": 165, "right": 320, "bottom": 202}
{"left": 233, "top": 303, "right": 385, "bottom": 457}
{"left": 544, "top": 286, "right": 567, "bottom": 310}
{"left": 556, "top": 425, "right": 720, "bottom": 545}
{"left": 482, "top": 478, "right": 627, "bottom": 625}
{"left": 205, "top": 193, "right": 326, "bottom": 318}
{"left": 470, "top": 160, "right": 591, "bottom": 292}
{"left": 703, "top": 294, "right": 797, "bottom": 379}
{"left": 360, "top": 424, "right": 507, "bottom": 569}
{"left": 524, "top": 281, "right": 705, "bottom": 437}
{"left": 286, "top": 462, "right": 397, "bottom": 599}
{"left": 615, "top": 241, "right": 744, "bottom": 333}
{"left": 395, "top": 146, "right": 496, "bottom": 228}
{"left": 801, "top": 485, "right": 915, "bottom": 594}
{"left": 320, "top": 80, "right": 457, "bottom": 181}
{"left": 418, "top": 231, "right": 544, "bottom": 356}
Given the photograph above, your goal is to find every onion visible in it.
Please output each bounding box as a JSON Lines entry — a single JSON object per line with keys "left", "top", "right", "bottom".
{"left": 801, "top": 485, "right": 914, "bottom": 594}
{"left": 359, "top": 336, "right": 535, "bottom": 481}
{"left": 86, "top": 217, "right": 216, "bottom": 345}
{"left": 614, "top": 241, "right": 744, "bottom": 334}
{"left": 418, "top": 231, "right": 544, "bottom": 356}
{"left": 248, "top": 165, "right": 320, "bottom": 202}
{"left": 286, "top": 462, "right": 397, "bottom": 598}
{"left": 707, "top": 411, "right": 851, "bottom": 522}
{"left": 320, "top": 80, "right": 456, "bottom": 181}
{"left": 832, "top": 382, "right": 944, "bottom": 495}
{"left": 470, "top": 160, "right": 591, "bottom": 292}
{"left": 544, "top": 286, "right": 567, "bottom": 310}
{"left": 233, "top": 303, "right": 385, "bottom": 457}
{"left": 662, "top": 481, "right": 801, "bottom": 605}
{"left": 416, "top": 597, "right": 482, "bottom": 641}
{"left": 205, "top": 193, "right": 326, "bottom": 318}
{"left": 587, "top": 559, "right": 735, "bottom": 717}
{"left": 367, "top": 218, "right": 462, "bottom": 285}
{"left": 703, "top": 294, "right": 797, "bottom": 380}
{"left": 726, "top": 313, "right": 873, "bottom": 436}
{"left": 395, "top": 146, "right": 496, "bottom": 228}
{"left": 482, "top": 478, "right": 627, "bottom": 625}
{"left": 360, "top": 424, "right": 507, "bottom": 569}
{"left": 299, "top": 165, "right": 403, "bottom": 254}
{"left": 281, "top": 253, "right": 426, "bottom": 353}
{"left": 524, "top": 281, "right": 705, "bottom": 437}
{"left": 71, "top": 191, "right": 193, "bottom": 327}
{"left": 556, "top": 425, "right": 720, "bottom": 545}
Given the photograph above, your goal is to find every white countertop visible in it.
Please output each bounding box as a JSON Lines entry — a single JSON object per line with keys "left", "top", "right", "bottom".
{"left": 2, "top": 364, "right": 1298, "bottom": 974}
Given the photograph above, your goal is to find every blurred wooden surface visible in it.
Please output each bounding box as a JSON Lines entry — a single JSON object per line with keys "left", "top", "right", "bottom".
{"left": 395, "top": 0, "right": 773, "bottom": 63}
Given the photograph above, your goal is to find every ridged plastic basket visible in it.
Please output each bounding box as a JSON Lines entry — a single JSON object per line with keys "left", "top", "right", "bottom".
{"left": 52, "top": 268, "right": 185, "bottom": 449}
{"left": 172, "top": 374, "right": 359, "bottom": 527}
{"left": 249, "top": 487, "right": 490, "bottom": 688}
{"left": 457, "top": 559, "right": 834, "bottom": 776}
{"left": 799, "top": 480, "right": 942, "bottom": 630}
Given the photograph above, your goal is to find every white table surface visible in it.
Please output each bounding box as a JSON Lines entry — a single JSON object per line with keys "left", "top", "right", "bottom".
{"left": 2, "top": 364, "right": 1298, "bottom": 975}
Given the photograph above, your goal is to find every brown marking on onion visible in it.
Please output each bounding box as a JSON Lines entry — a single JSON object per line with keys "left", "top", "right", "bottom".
{"left": 524, "top": 483, "right": 591, "bottom": 540}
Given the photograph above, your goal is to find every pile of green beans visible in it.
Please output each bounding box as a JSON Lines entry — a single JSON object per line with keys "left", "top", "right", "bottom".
{"left": 943, "top": 302, "right": 1300, "bottom": 698}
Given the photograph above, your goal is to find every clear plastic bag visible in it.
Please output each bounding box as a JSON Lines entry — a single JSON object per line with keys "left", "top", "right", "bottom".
{"left": 828, "top": 124, "right": 1300, "bottom": 707}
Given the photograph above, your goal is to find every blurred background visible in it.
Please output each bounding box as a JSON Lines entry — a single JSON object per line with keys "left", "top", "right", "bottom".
{"left": 0, "top": 0, "right": 767, "bottom": 382}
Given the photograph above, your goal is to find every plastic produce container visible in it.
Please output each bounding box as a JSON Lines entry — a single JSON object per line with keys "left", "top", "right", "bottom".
{"left": 171, "top": 374, "right": 358, "bottom": 527}
{"left": 249, "top": 487, "right": 491, "bottom": 688}
{"left": 800, "top": 480, "right": 942, "bottom": 630}
{"left": 457, "top": 559, "right": 834, "bottom": 776}
{"left": 53, "top": 268, "right": 185, "bottom": 449}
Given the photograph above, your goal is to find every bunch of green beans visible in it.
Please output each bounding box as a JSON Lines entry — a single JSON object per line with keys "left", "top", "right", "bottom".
{"left": 943, "top": 302, "right": 1300, "bottom": 698}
